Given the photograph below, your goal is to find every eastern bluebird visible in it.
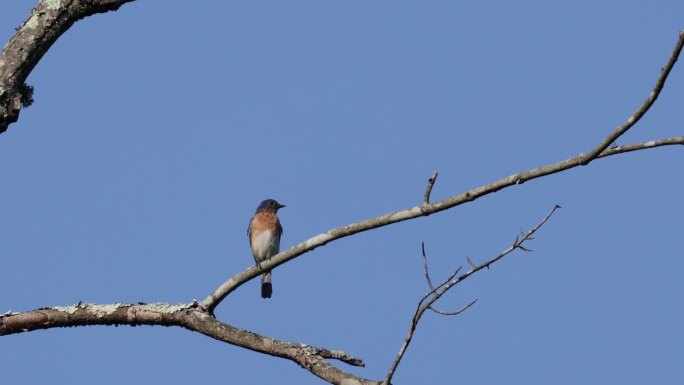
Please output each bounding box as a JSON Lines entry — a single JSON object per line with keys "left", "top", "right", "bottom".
{"left": 248, "top": 199, "right": 285, "bottom": 298}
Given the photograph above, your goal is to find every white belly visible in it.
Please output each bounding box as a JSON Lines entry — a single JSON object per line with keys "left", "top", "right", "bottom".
{"left": 251, "top": 230, "right": 280, "bottom": 261}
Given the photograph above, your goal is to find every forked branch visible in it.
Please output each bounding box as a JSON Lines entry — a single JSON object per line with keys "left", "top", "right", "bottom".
{"left": 203, "top": 28, "right": 684, "bottom": 313}
{"left": 384, "top": 205, "right": 561, "bottom": 384}
{"left": 580, "top": 31, "right": 684, "bottom": 164}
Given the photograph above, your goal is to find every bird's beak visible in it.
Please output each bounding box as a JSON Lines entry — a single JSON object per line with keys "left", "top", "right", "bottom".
{"left": 278, "top": 203, "right": 286, "bottom": 209}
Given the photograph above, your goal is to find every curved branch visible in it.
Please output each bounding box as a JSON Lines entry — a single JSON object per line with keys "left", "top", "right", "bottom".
{"left": 580, "top": 30, "right": 684, "bottom": 164}
{"left": 0, "top": 303, "right": 377, "bottom": 385}
{"left": 0, "top": 0, "right": 135, "bottom": 133}
{"left": 202, "top": 133, "right": 684, "bottom": 313}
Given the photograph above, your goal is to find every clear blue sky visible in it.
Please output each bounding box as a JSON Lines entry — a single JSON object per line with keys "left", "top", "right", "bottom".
{"left": 1, "top": 1, "right": 683, "bottom": 384}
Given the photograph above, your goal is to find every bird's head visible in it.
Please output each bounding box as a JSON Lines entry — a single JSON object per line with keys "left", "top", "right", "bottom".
{"left": 256, "top": 199, "right": 286, "bottom": 213}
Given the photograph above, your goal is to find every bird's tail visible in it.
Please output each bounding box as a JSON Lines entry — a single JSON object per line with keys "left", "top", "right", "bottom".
{"left": 261, "top": 271, "right": 272, "bottom": 299}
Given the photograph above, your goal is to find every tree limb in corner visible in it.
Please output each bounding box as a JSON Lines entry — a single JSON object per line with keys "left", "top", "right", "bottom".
{"left": 0, "top": 0, "right": 136, "bottom": 133}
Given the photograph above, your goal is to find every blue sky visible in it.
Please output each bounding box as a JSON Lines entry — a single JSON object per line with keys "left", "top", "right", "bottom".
{"left": 1, "top": 1, "right": 683, "bottom": 384}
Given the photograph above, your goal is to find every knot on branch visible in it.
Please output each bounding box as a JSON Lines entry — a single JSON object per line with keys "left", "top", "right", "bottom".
{"left": 18, "top": 83, "right": 34, "bottom": 107}
{"left": 0, "top": 84, "right": 32, "bottom": 133}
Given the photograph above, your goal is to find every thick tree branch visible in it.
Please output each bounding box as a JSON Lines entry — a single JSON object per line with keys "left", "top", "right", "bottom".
{"left": 384, "top": 204, "right": 561, "bottom": 385}
{"left": 0, "top": 0, "right": 135, "bottom": 133}
{"left": 0, "top": 302, "right": 376, "bottom": 385}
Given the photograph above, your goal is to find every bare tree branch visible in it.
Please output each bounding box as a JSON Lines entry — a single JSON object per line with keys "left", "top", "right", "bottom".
{"left": 0, "top": 0, "right": 135, "bottom": 133}
{"left": 421, "top": 242, "right": 435, "bottom": 290}
{"left": 428, "top": 299, "right": 477, "bottom": 316}
{"left": 383, "top": 204, "right": 561, "bottom": 385}
{"left": 383, "top": 264, "right": 464, "bottom": 385}
{"left": 422, "top": 171, "right": 439, "bottom": 205}
{"left": 421, "top": 242, "right": 466, "bottom": 316}
{"left": 200, "top": 29, "right": 684, "bottom": 310}
{"left": 598, "top": 136, "right": 684, "bottom": 157}
{"left": 202, "top": 132, "right": 683, "bottom": 313}
{"left": 580, "top": 30, "right": 684, "bottom": 165}
{"left": 0, "top": 302, "right": 377, "bottom": 385}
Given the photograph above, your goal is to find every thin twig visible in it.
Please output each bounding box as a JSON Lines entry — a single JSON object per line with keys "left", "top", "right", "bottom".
{"left": 423, "top": 243, "right": 468, "bottom": 315}
{"left": 383, "top": 265, "right": 463, "bottom": 384}
{"left": 598, "top": 136, "right": 684, "bottom": 157}
{"left": 423, "top": 171, "right": 439, "bottom": 204}
{"left": 471, "top": 205, "right": 559, "bottom": 273}
{"left": 421, "top": 242, "right": 435, "bottom": 290}
{"left": 466, "top": 256, "right": 477, "bottom": 268}
{"left": 384, "top": 205, "right": 561, "bottom": 385}
{"left": 429, "top": 299, "right": 478, "bottom": 316}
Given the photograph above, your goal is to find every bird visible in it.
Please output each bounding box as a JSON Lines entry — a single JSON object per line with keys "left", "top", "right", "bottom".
{"left": 247, "top": 199, "right": 285, "bottom": 298}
